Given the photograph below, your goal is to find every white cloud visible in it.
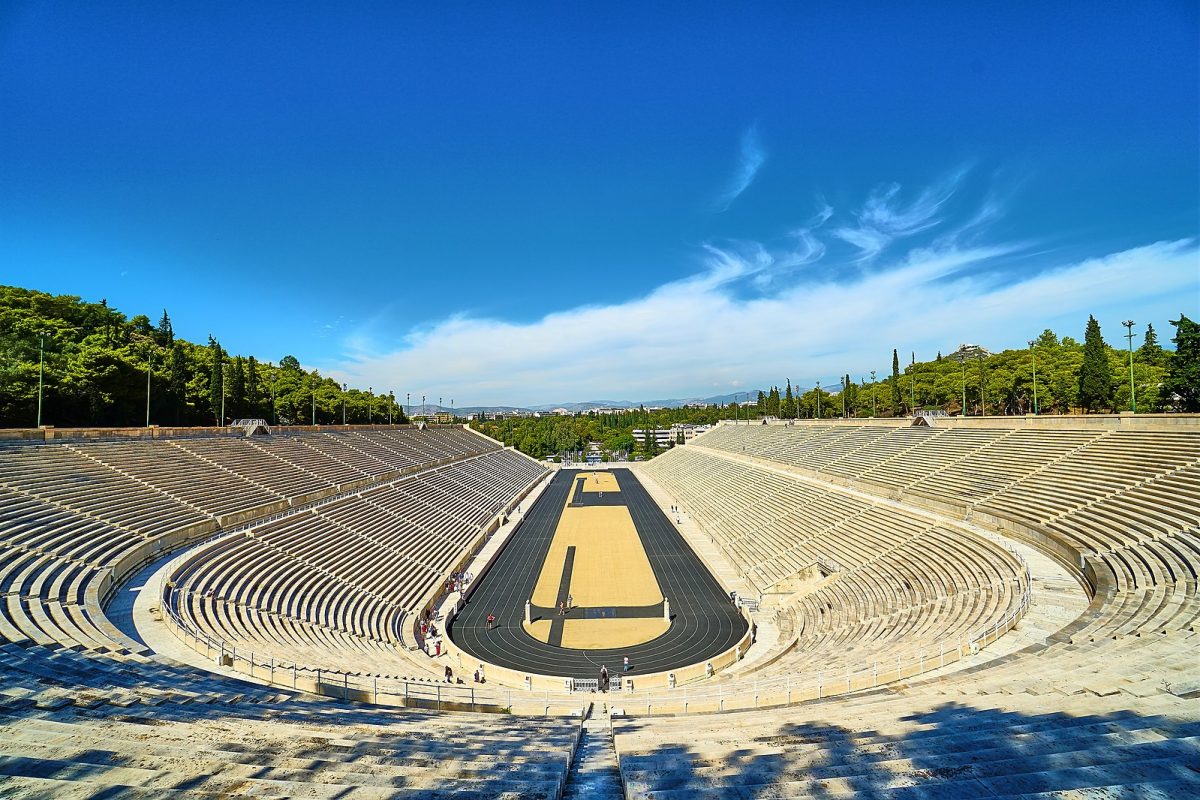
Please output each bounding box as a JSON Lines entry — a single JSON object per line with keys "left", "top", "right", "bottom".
{"left": 714, "top": 125, "right": 766, "bottom": 212}
{"left": 327, "top": 237, "right": 1198, "bottom": 407}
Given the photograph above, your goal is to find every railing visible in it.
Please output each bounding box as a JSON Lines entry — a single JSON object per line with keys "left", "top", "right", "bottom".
{"left": 158, "top": 542, "right": 1032, "bottom": 717}
{"left": 154, "top": 465, "right": 1036, "bottom": 718}
{"left": 158, "top": 584, "right": 587, "bottom": 715}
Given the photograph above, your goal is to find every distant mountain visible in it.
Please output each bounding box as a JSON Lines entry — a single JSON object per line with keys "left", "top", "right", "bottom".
{"left": 529, "top": 391, "right": 766, "bottom": 412}
{"left": 430, "top": 391, "right": 768, "bottom": 417}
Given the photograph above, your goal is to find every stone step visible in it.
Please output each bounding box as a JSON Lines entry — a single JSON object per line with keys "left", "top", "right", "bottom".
{"left": 562, "top": 717, "right": 623, "bottom": 800}
{"left": 624, "top": 739, "right": 1200, "bottom": 798}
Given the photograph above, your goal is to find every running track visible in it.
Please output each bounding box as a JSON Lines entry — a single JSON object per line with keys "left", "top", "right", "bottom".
{"left": 448, "top": 468, "right": 747, "bottom": 680}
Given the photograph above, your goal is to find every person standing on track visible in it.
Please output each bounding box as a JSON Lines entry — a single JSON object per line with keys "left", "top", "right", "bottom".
{"left": 486, "top": 613, "right": 495, "bottom": 630}
{"left": 567, "top": 593, "right": 573, "bottom": 611}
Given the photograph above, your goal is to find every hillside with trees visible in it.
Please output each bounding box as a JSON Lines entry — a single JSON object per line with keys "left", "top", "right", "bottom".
{"left": 2, "top": 286, "right": 1193, "bottom": 439}
{"left": 0, "top": 286, "right": 405, "bottom": 428}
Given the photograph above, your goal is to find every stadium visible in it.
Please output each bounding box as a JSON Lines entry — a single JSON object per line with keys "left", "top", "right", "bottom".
{"left": 4, "top": 3, "right": 1198, "bottom": 797}
{"left": 1, "top": 414, "right": 1197, "bottom": 797}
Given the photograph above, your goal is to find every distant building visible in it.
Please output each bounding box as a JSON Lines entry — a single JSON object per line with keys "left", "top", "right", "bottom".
{"left": 632, "top": 428, "right": 674, "bottom": 447}
{"left": 948, "top": 343, "right": 992, "bottom": 362}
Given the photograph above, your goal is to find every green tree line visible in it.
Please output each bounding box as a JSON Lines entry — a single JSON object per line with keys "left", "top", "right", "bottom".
{"left": 474, "top": 405, "right": 733, "bottom": 462}
{"left": 755, "top": 314, "right": 1195, "bottom": 419}
{"left": 0, "top": 286, "right": 407, "bottom": 428}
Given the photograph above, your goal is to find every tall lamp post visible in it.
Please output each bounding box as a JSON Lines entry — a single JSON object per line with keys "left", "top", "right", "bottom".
{"left": 977, "top": 354, "right": 987, "bottom": 416}
{"left": 36, "top": 331, "right": 47, "bottom": 427}
{"left": 342, "top": 383, "right": 347, "bottom": 425}
{"left": 311, "top": 380, "right": 316, "bottom": 426}
{"left": 1028, "top": 340, "right": 1039, "bottom": 415}
{"left": 1123, "top": 320, "right": 1137, "bottom": 413}
{"left": 406, "top": 392, "right": 411, "bottom": 419}
{"left": 869, "top": 370, "right": 877, "bottom": 417}
{"left": 269, "top": 369, "right": 276, "bottom": 426}
{"left": 815, "top": 381, "right": 822, "bottom": 419}
{"left": 368, "top": 387, "right": 373, "bottom": 424}
{"left": 145, "top": 349, "right": 153, "bottom": 427}
{"left": 958, "top": 357, "right": 967, "bottom": 416}
{"left": 841, "top": 377, "right": 847, "bottom": 418}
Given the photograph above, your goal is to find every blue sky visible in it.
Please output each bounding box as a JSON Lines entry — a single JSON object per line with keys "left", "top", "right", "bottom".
{"left": 2, "top": 3, "right": 1197, "bottom": 406}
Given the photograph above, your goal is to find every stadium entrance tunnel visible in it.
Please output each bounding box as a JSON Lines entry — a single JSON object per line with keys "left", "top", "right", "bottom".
{"left": 446, "top": 468, "right": 749, "bottom": 682}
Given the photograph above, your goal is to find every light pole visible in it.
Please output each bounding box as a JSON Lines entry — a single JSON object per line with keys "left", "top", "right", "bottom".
{"left": 145, "top": 349, "right": 153, "bottom": 427}
{"left": 368, "top": 387, "right": 373, "bottom": 424}
{"left": 870, "top": 370, "right": 877, "bottom": 417}
{"left": 815, "top": 382, "right": 821, "bottom": 419}
{"left": 269, "top": 369, "right": 277, "bottom": 425}
{"left": 219, "top": 364, "right": 226, "bottom": 426}
{"left": 1123, "top": 320, "right": 1137, "bottom": 413}
{"left": 977, "top": 354, "right": 986, "bottom": 416}
{"left": 959, "top": 357, "right": 967, "bottom": 416}
{"left": 406, "top": 392, "right": 411, "bottom": 419}
{"left": 422, "top": 395, "right": 426, "bottom": 419}
{"left": 390, "top": 392, "right": 395, "bottom": 425}
{"left": 841, "top": 377, "right": 847, "bottom": 418}
{"left": 1028, "top": 340, "right": 1039, "bottom": 415}
{"left": 36, "top": 331, "right": 47, "bottom": 427}
{"left": 342, "top": 383, "right": 347, "bottom": 425}
{"left": 311, "top": 381, "right": 316, "bottom": 426}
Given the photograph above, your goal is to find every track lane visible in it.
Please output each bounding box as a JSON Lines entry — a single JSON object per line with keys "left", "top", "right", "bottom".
{"left": 449, "top": 468, "right": 746, "bottom": 679}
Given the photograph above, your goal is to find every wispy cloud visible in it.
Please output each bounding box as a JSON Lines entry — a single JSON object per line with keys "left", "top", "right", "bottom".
{"left": 324, "top": 169, "right": 1194, "bottom": 405}
{"left": 714, "top": 125, "right": 766, "bottom": 212}
{"left": 832, "top": 167, "right": 969, "bottom": 261}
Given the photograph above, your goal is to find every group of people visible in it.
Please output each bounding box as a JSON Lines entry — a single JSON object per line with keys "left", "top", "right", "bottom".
{"left": 557, "top": 594, "right": 574, "bottom": 615}
{"left": 443, "top": 663, "right": 487, "bottom": 685}
{"left": 596, "top": 656, "right": 633, "bottom": 691}
{"left": 444, "top": 570, "right": 473, "bottom": 596}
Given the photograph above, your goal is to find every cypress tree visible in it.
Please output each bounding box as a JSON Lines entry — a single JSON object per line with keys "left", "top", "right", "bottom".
{"left": 891, "top": 349, "right": 902, "bottom": 415}
{"left": 167, "top": 342, "right": 188, "bottom": 424}
{"left": 1138, "top": 323, "right": 1164, "bottom": 367}
{"left": 783, "top": 380, "right": 794, "bottom": 419}
{"left": 1163, "top": 314, "right": 1200, "bottom": 411}
{"left": 1077, "top": 315, "right": 1114, "bottom": 412}
{"left": 247, "top": 356, "right": 261, "bottom": 417}
{"left": 155, "top": 310, "right": 174, "bottom": 347}
{"left": 208, "top": 337, "right": 225, "bottom": 424}
{"left": 229, "top": 356, "right": 247, "bottom": 418}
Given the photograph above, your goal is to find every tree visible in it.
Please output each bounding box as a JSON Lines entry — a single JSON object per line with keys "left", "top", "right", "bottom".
{"left": 891, "top": 349, "right": 902, "bottom": 415}
{"left": 228, "top": 356, "right": 247, "bottom": 418}
{"left": 1163, "top": 314, "right": 1200, "bottom": 411}
{"left": 1139, "top": 323, "right": 1165, "bottom": 367}
{"left": 155, "top": 310, "right": 174, "bottom": 347}
{"left": 1077, "top": 315, "right": 1114, "bottom": 412}
{"left": 246, "top": 356, "right": 261, "bottom": 417}
{"left": 208, "top": 337, "right": 225, "bottom": 424}
{"left": 280, "top": 355, "right": 301, "bottom": 372}
{"left": 166, "top": 342, "right": 189, "bottom": 424}
{"left": 783, "top": 380, "right": 795, "bottom": 419}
